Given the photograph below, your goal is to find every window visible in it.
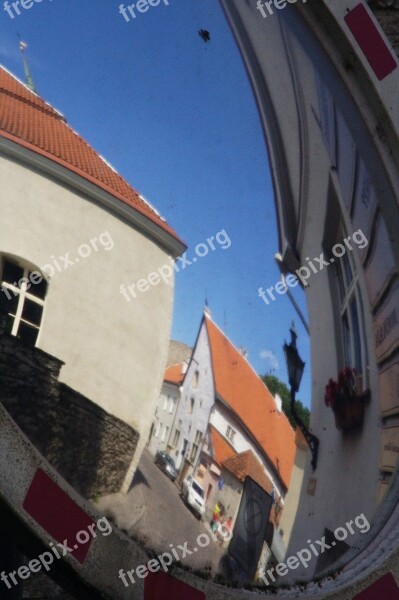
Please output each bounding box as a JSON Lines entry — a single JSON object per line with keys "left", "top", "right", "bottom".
{"left": 226, "top": 426, "right": 236, "bottom": 443}
{"left": 0, "top": 258, "right": 48, "bottom": 346}
{"left": 190, "top": 430, "right": 202, "bottom": 463}
{"left": 333, "top": 230, "right": 368, "bottom": 381}
{"left": 154, "top": 422, "right": 161, "bottom": 438}
{"left": 161, "top": 425, "right": 169, "bottom": 443}
{"left": 172, "top": 421, "right": 182, "bottom": 448}
{"left": 168, "top": 397, "right": 175, "bottom": 413}
{"left": 162, "top": 396, "right": 168, "bottom": 411}
{"left": 192, "top": 370, "right": 199, "bottom": 388}
{"left": 189, "top": 397, "right": 195, "bottom": 414}
{"left": 172, "top": 427, "right": 180, "bottom": 448}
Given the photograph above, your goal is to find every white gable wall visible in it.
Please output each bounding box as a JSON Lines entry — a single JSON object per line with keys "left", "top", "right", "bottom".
{"left": 209, "top": 403, "right": 286, "bottom": 501}
{"left": 169, "top": 319, "right": 215, "bottom": 471}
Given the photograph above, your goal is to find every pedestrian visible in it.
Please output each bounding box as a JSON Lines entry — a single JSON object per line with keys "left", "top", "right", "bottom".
{"left": 216, "top": 515, "right": 233, "bottom": 546}
{"left": 210, "top": 502, "right": 221, "bottom": 532}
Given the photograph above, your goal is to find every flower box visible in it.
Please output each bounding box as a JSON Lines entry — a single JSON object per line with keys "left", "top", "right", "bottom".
{"left": 325, "top": 368, "right": 370, "bottom": 431}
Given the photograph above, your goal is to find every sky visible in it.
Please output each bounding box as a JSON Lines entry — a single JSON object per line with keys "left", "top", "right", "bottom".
{"left": 0, "top": 0, "right": 311, "bottom": 407}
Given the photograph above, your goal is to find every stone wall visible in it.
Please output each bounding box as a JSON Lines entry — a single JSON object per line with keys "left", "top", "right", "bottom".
{"left": 0, "top": 321, "right": 139, "bottom": 499}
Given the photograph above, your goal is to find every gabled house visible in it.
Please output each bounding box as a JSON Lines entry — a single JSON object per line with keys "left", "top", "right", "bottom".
{"left": 196, "top": 312, "right": 296, "bottom": 530}
{"left": 150, "top": 309, "right": 297, "bottom": 534}
{"left": 0, "top": 65, "right": 185, "bottom": 493}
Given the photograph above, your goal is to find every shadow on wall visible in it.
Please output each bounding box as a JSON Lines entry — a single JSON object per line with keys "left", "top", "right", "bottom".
{"left": 0, "top": 315, "right": 139, "bottom": 499}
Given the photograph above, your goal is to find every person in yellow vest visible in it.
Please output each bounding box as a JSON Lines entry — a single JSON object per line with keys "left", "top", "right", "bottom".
{"left": 210, "top": 502, "right": 221, "bottom": 532}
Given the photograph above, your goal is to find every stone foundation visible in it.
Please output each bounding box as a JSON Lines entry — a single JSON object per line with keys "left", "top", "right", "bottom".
{"left": 0, "top": 324, "right": 139, "bottom": 499}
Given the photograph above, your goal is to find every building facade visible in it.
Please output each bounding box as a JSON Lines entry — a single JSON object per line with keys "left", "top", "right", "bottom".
{"left": 148, "top": 362, "right": 186, "bottom": 455}
{"left": 220, "top": 0, "right": 399, "bottom": 583}
{"left": 0, "top": 66, "right": 185, "bottom": 492}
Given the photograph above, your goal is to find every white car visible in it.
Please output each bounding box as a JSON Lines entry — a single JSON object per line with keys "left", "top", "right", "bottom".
{"left": 181, "top": 475, "right": 206, "bottom": 518}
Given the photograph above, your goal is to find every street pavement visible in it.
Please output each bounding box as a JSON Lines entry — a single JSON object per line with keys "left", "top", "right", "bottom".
{"left": 96, "top": 449, "right": 226, "bottom": 576}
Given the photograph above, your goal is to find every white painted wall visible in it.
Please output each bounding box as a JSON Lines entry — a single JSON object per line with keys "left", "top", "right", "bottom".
{"left": 219, "top": 0, "right": 392, "bottom": 581}
{"left": 0, "top": 152, "right": 176, "bottom": 485}
{"left": 209, "top": 404, "right": 286, "bottom": 500}
{"left": 169, "top": 318, "right": 215, "bottom": 472}
{"left": 148, "top": 381, "right": 180, "bottom": 456}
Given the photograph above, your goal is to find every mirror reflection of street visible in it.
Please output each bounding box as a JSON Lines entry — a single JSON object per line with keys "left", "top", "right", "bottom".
{"left": 96, "top": 449, "right": 226, "bottom": 574}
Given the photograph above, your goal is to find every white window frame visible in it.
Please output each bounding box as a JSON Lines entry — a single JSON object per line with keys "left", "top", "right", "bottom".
{"left": 161, "top": 425, "right": 168, "bottom": 442}
{"left": 1, "top": 258, "right": 46, "bottom": 345}
{"left": 189, "top": 430, "right": 202, "bottom": 463}
{"left": 333, "top": 228, "right": 368, "bottom": 383}
{"left": 172, "top": 428, "right": 180, "bottom": 448}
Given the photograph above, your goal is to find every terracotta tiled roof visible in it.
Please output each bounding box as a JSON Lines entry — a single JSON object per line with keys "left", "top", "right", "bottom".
{"left": 0, "top": 66, "right": 182, "bottom": 245}
{"left": 164, "top": 362, "right": 186, "bottom": 385}
{"left": 209, "top": 426, "right": 236, "bottom": 466}
{"left": 205, "top": 315, "right": 296, "bottom": 489}
{"left": 222, "top": 450, "right": 273, "bottom": 495}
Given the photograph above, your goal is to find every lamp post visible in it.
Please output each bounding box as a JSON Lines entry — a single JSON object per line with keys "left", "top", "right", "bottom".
{"left": 283, "top": 323, "right": 319, "bottom": 470}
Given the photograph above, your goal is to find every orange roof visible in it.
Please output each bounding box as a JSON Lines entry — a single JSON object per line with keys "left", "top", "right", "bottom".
{"left": 222, "top": 450, "right": 273, "bottom": 495}
{"left": 209, "top": 425, "right": 237, "bottom": 466}
{"left": 164, "top": 362, "right": 186, "bottom": 385}
{"left": 205, "top": 315, "right": 296, "bottom": 489}
{"left": 0, "top": 67, "right": 182, "bottom": 246}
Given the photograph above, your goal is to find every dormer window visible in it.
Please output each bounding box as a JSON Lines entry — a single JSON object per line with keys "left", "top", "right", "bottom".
{"left": 0, "top": 257, "right": 48, "bottom": 346}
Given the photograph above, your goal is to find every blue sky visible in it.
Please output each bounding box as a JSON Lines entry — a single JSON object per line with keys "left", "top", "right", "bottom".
{"left": 0, "top": 0, "right": 311, "bottom": 407}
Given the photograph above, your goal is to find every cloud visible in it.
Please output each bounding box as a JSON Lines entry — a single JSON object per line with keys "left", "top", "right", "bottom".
{"left": 260, "top": 350, "right": 279, "bottom": 372}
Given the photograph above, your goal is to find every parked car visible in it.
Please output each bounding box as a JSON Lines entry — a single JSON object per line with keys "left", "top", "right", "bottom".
{"left": 154, "top": 451, "right": 178, "bottom": 481}
{"left": 181, "top": 475, "right": 206, "bottom": 518}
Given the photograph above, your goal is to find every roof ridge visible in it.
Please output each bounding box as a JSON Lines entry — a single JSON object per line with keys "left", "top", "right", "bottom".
{"left": 165, "top": 361, "right": 185, "bottom": 369}
{"left": 0, "top": 86, "right": 66, "bottom": 121}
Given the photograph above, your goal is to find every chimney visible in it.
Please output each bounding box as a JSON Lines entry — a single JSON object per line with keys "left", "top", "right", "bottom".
{"left": 274, "top": 393, "right": 283, "bottom": 413}
{"left": 238, "top": 347, "right": 248, "bottom": 360}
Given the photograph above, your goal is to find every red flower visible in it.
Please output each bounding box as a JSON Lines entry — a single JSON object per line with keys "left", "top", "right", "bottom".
{"left": 325, "top": 368, "right": 357, "bottom": 409}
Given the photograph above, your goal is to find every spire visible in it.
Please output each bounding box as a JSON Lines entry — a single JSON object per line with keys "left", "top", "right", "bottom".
{"left": 19, "top": 41, "right": 38, "bottom": 94}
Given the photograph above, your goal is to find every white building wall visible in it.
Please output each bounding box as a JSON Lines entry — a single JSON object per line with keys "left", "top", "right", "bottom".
{"left": 169, "top": 319, "right": 215, "bottom": 473}
{"left": 209, "top": 404, "right": 286, "bottom": 500}
{"left": 219, "top": 0, "right": 398, "bottom": 582}
{"left": 148, "top": 382, "right": 180, "bottom": 456}
{"left": 0, "top": 152, "right": 176, "bottom": 484}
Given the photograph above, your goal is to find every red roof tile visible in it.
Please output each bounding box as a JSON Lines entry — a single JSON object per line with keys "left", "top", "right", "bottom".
{"left": 0, "top": 67, "right": 182, "bottom": 246}
{"left": 209, "top": 425, "right": 237, "bottom": 466}
{"left": 205, "top": 315, "right": 296, "bottom": 489}
{"left": 222, "top": 450, "right": 273, "bottom": 495}
{"left": 164, "top": 362, "right": 186, "bottom": 385}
